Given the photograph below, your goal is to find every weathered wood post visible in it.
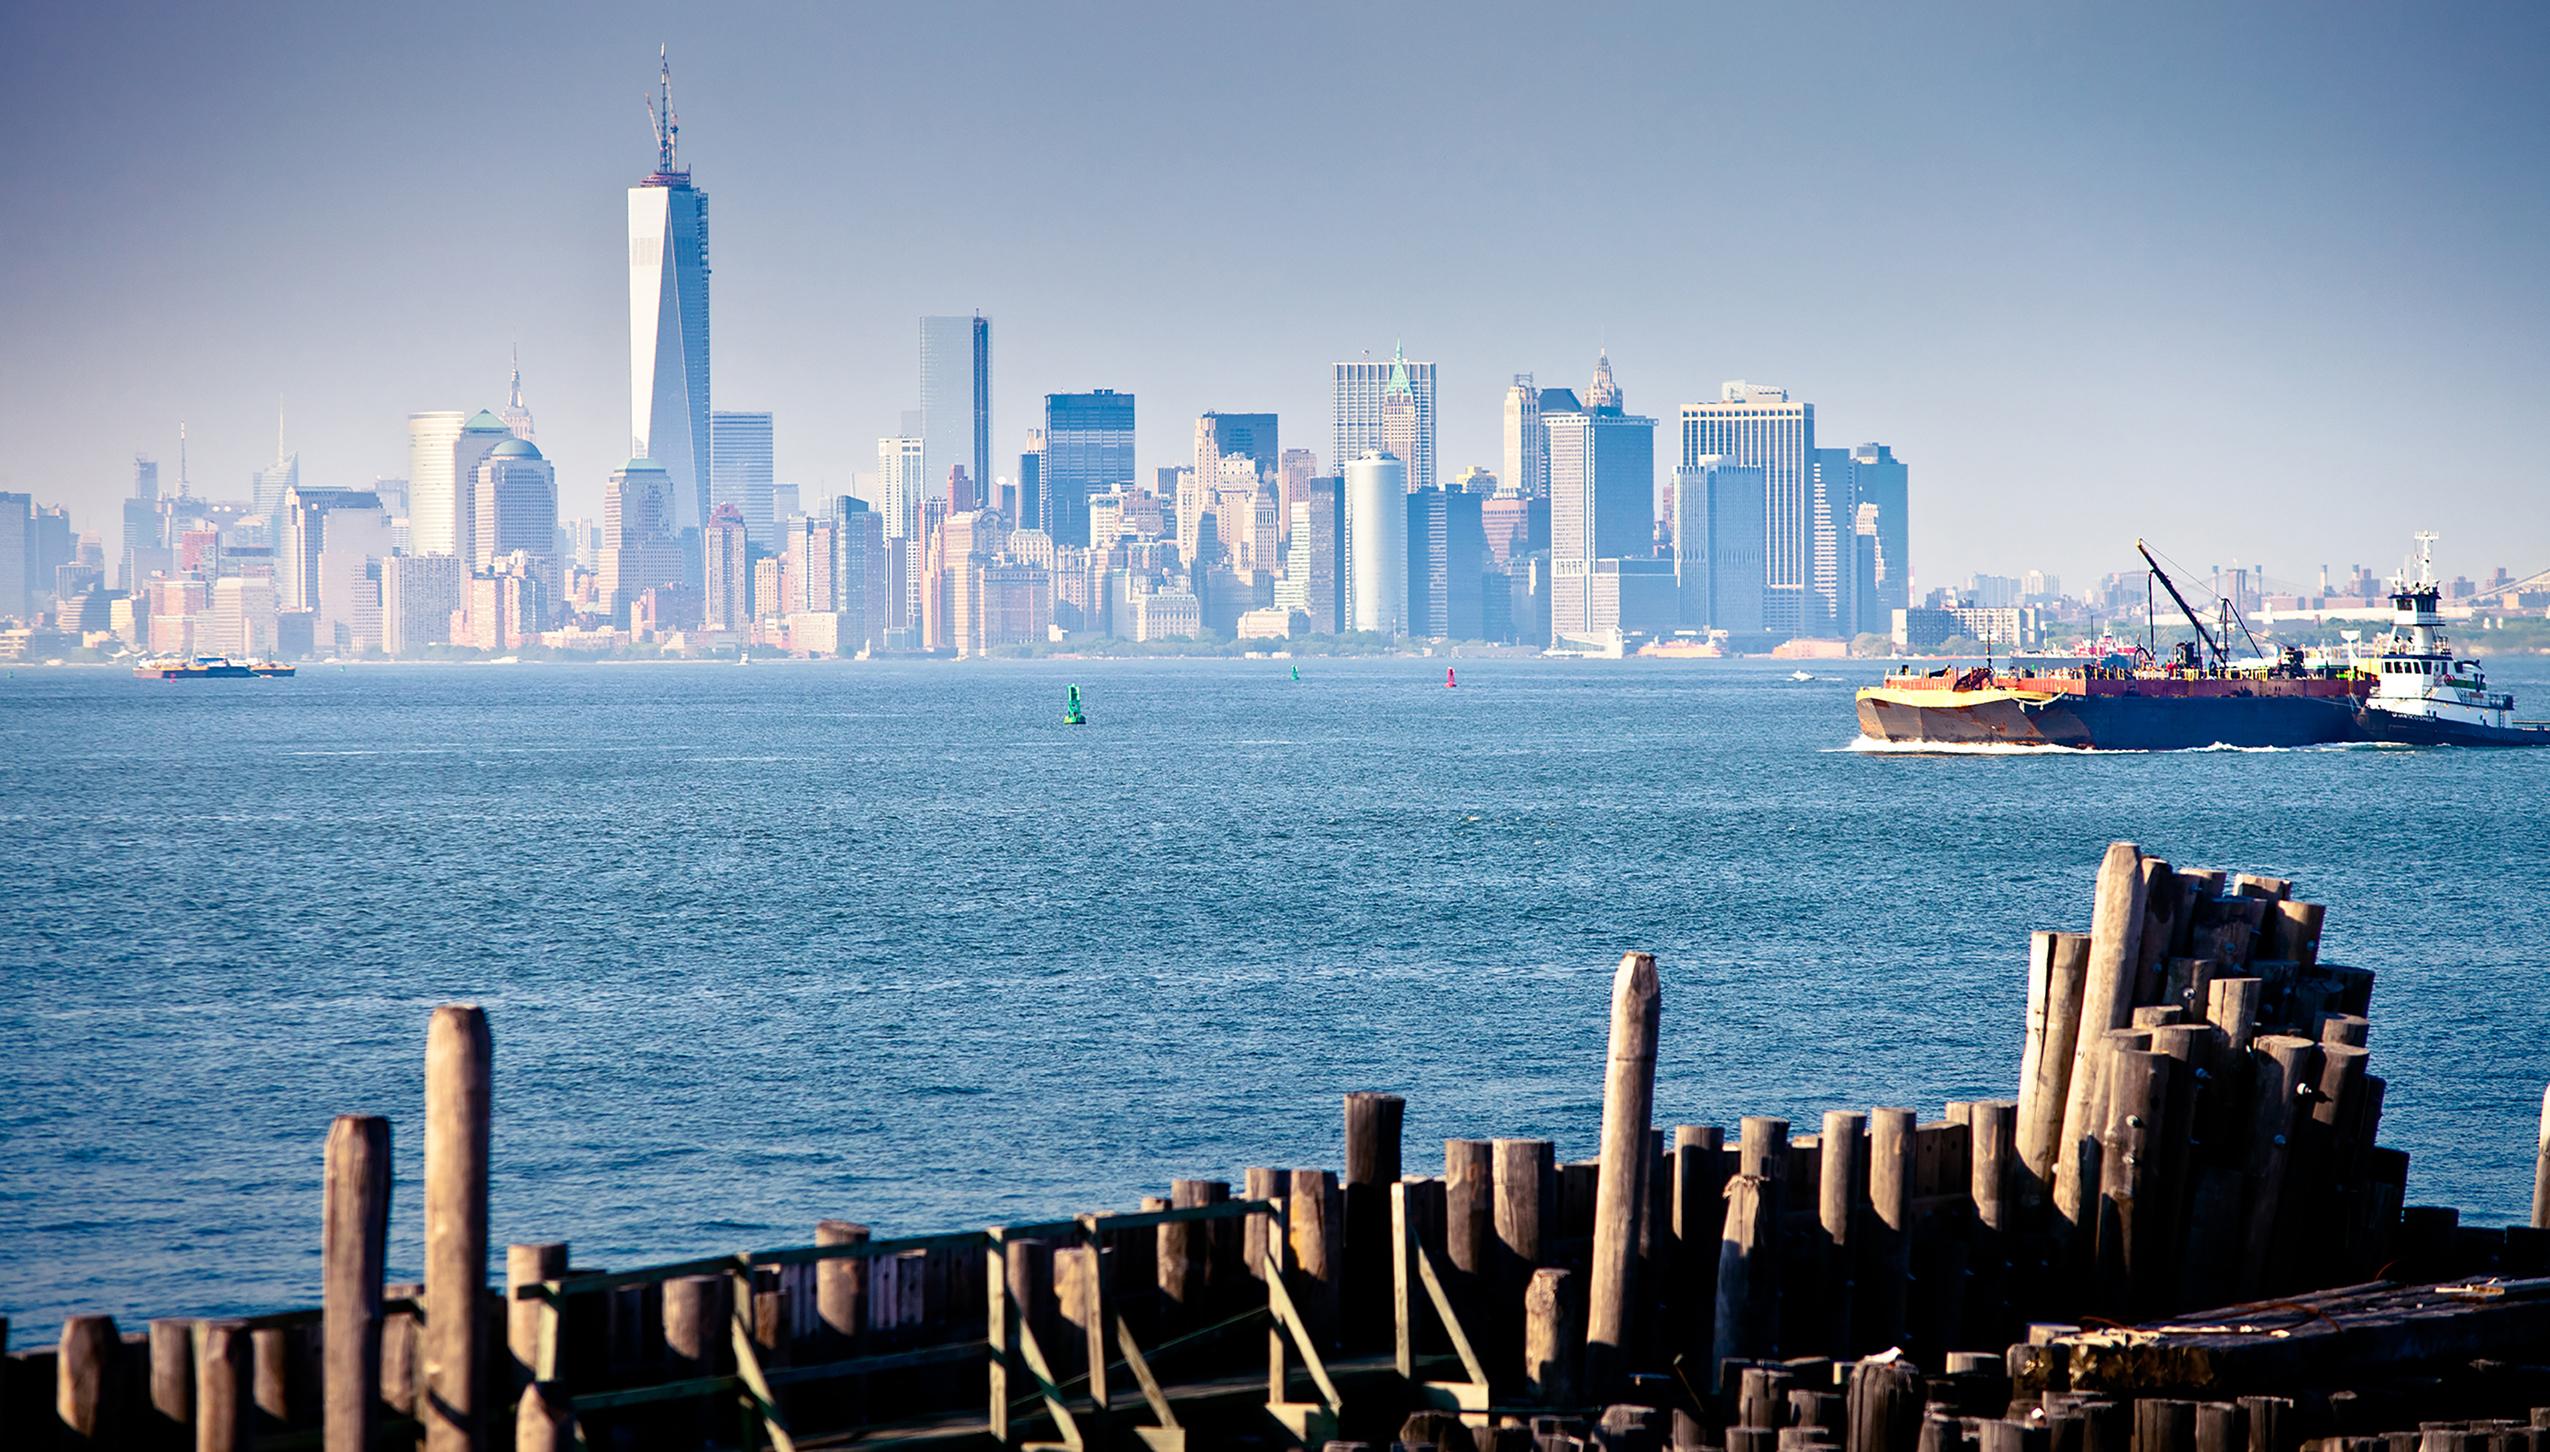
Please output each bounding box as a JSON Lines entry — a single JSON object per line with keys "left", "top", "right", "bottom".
{"left": 56, "top": 1313, "right": 121, "bottom": 1446}
{"left": 423, "top": 1004, "right": 492, "bottom": 1452}
{"left": 195, "top": 1320, "right": 254, "bottom": 1452}
{"left": 250, "top": 1327, "right": 291, "bottom": 1430}
{"left": 2054, "top": 845, "right": 2149, "bottom": 1252}
{"left": 1969, "top": 1100, "right": 2017, "bottom": 1342}
{"left": 1493, "top": 1137, "right": 1556, "bottom": 1378}
{"left": 816, "top": 1219, "right": 870, "bottom": 1346}
{"left": 504, "top": 1243, "right": 565, "bottom": 1402}
{"left": 1670, "top": 1124, "right": 1726, "bottom": 1452}
{"left": 1523, "top": 1267, "right": 1580, "bottom": 1408}
{"left": 1446, "top": 1139, "right": 1496, "bottom": 1329}
{"left": 664, "top": 1273, "right": 726, "bottom": 1445}
{"left": 1344, "top": 1092, "right": 1405, "bottom": 1349}
{"left": 2532, "top": 1084, "right": 2550, "bottom": 1231}
{"left": 1245, "top": 1168, "right": 1286, "bottom": 1283}
{"left": 148, "top": 1318, "right": 195, "bottom": 1446}
{"left": 2236, "top": 1035, "right": 2318, "bottom": 1298}
{"left": 1867, "top": 1108, "right": 1915, "bottom": 1354}
{"left": 323, "top": 1114, "right": 393, "bottom": 1452}
{"left": 1289, "top": 1168, "right": 1343, "bottom": 1348}
{"left": 1846, "top": 1358, "right": 1923, "bottom": 1452}
{"left": 1712, "top": 1117, "right": 1788, "bottom": 1383}
{"left": 514, "top": 1383, "right": 573, "bottom": 1452}
{"left": 1818, "top": 1110, "right": 1866, "bottom": 1356}
{"left": 2017, "top": 931, "right": 2092, "bottom": 1213}
{"left": 2097, "top": 1050, "right": 2175, "bottom": 1316}
{"left": 1161, "top": 1178, "right": 1228, "bottom": 1326}
{"left": 1586, "top": 952, "right": 1661, "bottom": 1396}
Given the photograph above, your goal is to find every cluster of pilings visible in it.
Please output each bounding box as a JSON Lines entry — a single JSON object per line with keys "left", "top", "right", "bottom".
{"left": 9, "top": 843, "right": 2550, "bottom": 1452}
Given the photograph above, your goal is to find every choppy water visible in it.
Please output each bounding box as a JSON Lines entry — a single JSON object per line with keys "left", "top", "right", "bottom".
{"left": 4, "top": 656, "right": 2547, "bottom": 1337}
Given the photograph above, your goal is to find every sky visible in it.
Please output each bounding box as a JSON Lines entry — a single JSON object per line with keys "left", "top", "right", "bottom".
{"left": 3, "top": 1, "right": 2547, "bottom": 592}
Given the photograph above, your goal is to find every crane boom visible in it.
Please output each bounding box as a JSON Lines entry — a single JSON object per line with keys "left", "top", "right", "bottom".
{"left": 2136, "top": 538, "right": 2223, "bottom": 666}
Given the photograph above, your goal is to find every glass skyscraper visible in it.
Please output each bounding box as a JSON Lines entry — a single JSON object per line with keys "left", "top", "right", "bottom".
{"left": 918, "top": 314, "right": 991, "bottom": 502}
{"left": 629, "top": 53, "right": 711, "bottom": 538}
{"left": 1333, "top": 346, "right": 1437, "bottom": 493}
{"left": 1680, "top": 382, "right": 1814, "bottom": 637}
{"left": 1041, "top": 391, "right": 1135, "bottom": 549}
{"left": 710, "top": 411, "right": 776, "bottom": 549}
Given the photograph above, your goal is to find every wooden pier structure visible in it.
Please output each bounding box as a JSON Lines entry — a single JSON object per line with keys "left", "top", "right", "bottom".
{"left": 10, "top": 842, "right": 2550, "bottom": 1450}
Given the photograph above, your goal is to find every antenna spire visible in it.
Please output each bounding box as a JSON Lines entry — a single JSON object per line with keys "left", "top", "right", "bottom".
{"left": 178, "top": 422, "right": 190, "bottom": 496}
{"left": 646, "top": 45, "right": 682, "bottom": 176}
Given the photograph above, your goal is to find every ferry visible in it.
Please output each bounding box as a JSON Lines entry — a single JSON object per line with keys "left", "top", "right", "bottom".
{"left": 2350, "top": 534, "right": 2549, "bottom": 747}
{"left": 132, "top": 655, "right": 297, "bottom": 681}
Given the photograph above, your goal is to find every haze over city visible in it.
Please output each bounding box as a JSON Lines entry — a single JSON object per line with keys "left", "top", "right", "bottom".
{"left": 7, "top": 1, "right": 2548, "bottom": 591}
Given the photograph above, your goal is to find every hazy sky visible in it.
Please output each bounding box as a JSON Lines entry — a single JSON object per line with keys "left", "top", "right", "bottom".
{"left": 4, "top": 2, "right": 2547, "bottom": 590}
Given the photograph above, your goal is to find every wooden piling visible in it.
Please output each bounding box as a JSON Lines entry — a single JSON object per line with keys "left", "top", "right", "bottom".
{"left": 2237, "top": 1035, "right": 2318, "bottom": 1297}
{"left": 2019, "top": 932, "right": 2093, "bottom": 1211}
{"left": 148, "top": 1318, "right": 194, "bottom": 1446}
{"left": 1447, "top": 1139, "right": 1496, "bottom": 1328}
{"left": 1161, "top": 1178, "right": 1228, "bottom": 1323}
{"left": 503, "top": 1242, "right": 565, "bottom": 1404}
{"left": 1970, "top": 1100, "right": 2018, "bottom": 1341}
{"left": 2205, "top": 978, "right": 2262, "bottom": 1055}
{"left": 816, "top": 1219, "right": 870, "bottom": 1348}
{"left": 1344, "top": 1092, "right": 1406, "bottom": 1348}
{"left": 1867, "top": 1108, "right": 1914, "bottom": 1355}
{"left": 323, "top": 1114, "right": 392, "bottom": 1452}
{"left": 1713, "top": 1171, "right": 1775, "bottom": 1379}
{"left": 56, "top": 1313, "right": 121, "bottom": 1445}
{"left": 251, "top": 1327, "right": 290, "bottom": 1431}
{"left": 2096, "top": 1050, "right": 2175, "bottom": 1316}
{"left": 1818, "top": 1111, "right": 1866, "bottom": 1355}
{"left": 514, "top": 1383, "right": 572, "bottom": 1452}
{"left": 195, "top": 1320, "right": 252, "bottom": 1452}
{"left": 2533, "top": 1086, "right": 2550, "bottom": 1232}
{"left": 2055, "top": 844, "right": 2150, "bottom": 1243}
{"left": 423, "top": 1003, "right": 491, "bottom": 1452}
{"left": 1846, "top": 1358, "right": 1923, "bottom": 1452}
{"left": 1670, "top": 1126, "right": 1726, "bottom": 1363}
{"left": 1586, "top": 951, "right": 1661, "bottom": 1395}
{"left": 1494, "top": 1137, "right": 1556, "bottom": 1370}
{"left": 1289, "top": 1167, "right": 1342, "bottom": 1347}
{"left": 1523, "top": 1266, "right": 1580, "bottom": 1407}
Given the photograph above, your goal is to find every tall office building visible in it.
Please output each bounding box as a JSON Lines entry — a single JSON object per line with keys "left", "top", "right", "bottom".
{"left": 1405, "top": 486, "right": 1486, "bottom": 641}
{"left": 251, "top": 416, "right": 299, "bottom": 521}
{"left": 1274, "top": 481, "right": 1340, "bottom": 635}
{"left": 1831, "top": 443, "right": 1909, "bottom": 634}
{"left": 472, "top": 439, "right": 560, "bottom": 608}
{"left": 1680, "top": 382, "right": 1814, "bottom": 636}
{"left": 1344, "top": 451, "right": 1408, "bottom": 637}
{"left": 1042, "top": 390, "right": 1136, "bottom": 549}
{"left": 501, "top": 349, "right": 538, "bottom": 442}
{"left": 0, "top": 493, "right": 29, "bottom": 621}
{"left": 832, "top": 496, "right": 886, "bottom": 653}
{"left": 1334, "top": 347, "right": 1437, "bottom": 492}
{"left": 1501, "top": 375, "right": 1545, "bottom": 498}
{"left": 600, "top": 458, "right": 683, "bottom": 626}
{"left": 629, "top": 48, "right": 711, "bottom": 535}
{"left": 1197, "top": 412, "right": 1279, "bottom": 481}
{"left": 1546, "top": 386, "right": 1658, "bottom": 639}
{"left": 919, "top": 314, "right": 992, "bottom": 498}
{"left": 703, "top": 504, "right": 748, "bottom": 630}
{"left": 877, "top": 435, "right": 926, "bottom": 539}
{"left": 380, "top": 554, "right": 464, "bottom": 656}
{"left": 1016, "top": 431, "right": 1045, "bottom": 532}
{"left": 405, "top": 412, "right": 465, "bottom": 556}
{"left": 1671, "top": 458, "right": 1768, "bottom": 635}
{"left": 278, "top": 486, "right": 385, "bottom": 614}
{"left": 710, "top": 411, "right": 776, "bottom": 549}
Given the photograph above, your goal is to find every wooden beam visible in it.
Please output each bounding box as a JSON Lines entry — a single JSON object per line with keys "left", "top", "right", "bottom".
{"left": 1585, "top": 951, "right": 1661, "bottom": 1397}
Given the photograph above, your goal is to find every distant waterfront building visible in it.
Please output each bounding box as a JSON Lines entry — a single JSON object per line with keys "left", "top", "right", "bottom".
{"left": 1680, "top": 382, "right": 1815, "bottom": 637}
{"left": 1197, "top": 412, "right": 1279, "bottom": 481}
{"left": 1042, "top": 390, "right": 1136, "bottom": 550}
{"left": 878, "top": 435, "right": 926, "bottom": 539}
{"left": 710, "top": 411, "right": 777, "bottom": 549}
{"left": 404, "top": 412, "right": 465, "bottom": 557}
{"left": 1276, "top": 448, "right": 1318, "bottom": 546}
{"left": 1334, "top": 347, "right": 1437, "bottom": 493}
{"left": 1344, "top": 451, "right": 1408, "bottom": 637}
{"left": 832, "top": 497, "right": 886, "bottom": 653}
{"left": 277, "top": 487, "right": 384, "bottom": 615}
{"left": 250, "top": 442, "right": 299, "bottom": 523}
{"left": 472, "top": 438, "right": 559, "bottom": 603}
{"left": 1502, "top": 374, "right": 1545, "bottom": 498}
{"left": 704, "top": 503, "right": 748, "bottom": 630}
{"left": 629, "top": 49, "right": 712, "bottom": 536}
{"left": 781, "top": 514, "right": 837, "bottom": 615}
{"left": 1844, "top": 443, "right": 1909, "bottom": 633}
{"left": 207, "top": 576, "right": 278, "bottom": 659}
{"left": 919, "top": 314, "right": 992, "bottom": 498}
{"left": 0, "top": 493, "right": 32, "bottom": 621}
{"left": 1405, "top": 485, "right": 1486, "bottom": 641}
{"left": 600, "top": 458, "right": 684, "bottom": 627}
{"left": 380, "top": 553, "right": 463, "bottom": 655}
{"left": 1017, "top": 431, "right": 1046, "bottom": 532}
{"left": 1546, "top": 380, "right": 1657, "bottom": 642}
{"left": 1671, "top": 458, "right": 1768, "bottom": 635}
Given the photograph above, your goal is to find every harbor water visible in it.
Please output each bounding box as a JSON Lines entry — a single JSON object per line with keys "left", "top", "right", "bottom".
{"left": 4, "top": 656, "right": 2546, "bottom": 1332}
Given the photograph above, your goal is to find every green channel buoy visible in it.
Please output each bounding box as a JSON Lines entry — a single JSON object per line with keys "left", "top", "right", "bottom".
{"left": 1063, "top": 683, "right": 1086, "bottom": 726}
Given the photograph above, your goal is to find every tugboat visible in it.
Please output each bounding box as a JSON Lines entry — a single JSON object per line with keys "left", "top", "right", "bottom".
{"left": 2353, "top": 534, "right": 2550, "bottom": 747}
{"left": 1855, "top": 541, "right": 2366, "bottom": 750}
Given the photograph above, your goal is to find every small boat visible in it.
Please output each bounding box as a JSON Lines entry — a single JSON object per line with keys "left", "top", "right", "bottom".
{"left": 133, "top": 655, "right": 297, "bottom": 681}
{"left": 1063, "top": 683, "right": 1087, "bottom": 726}
{"left": 1790, "top": 670, "right": 1816, "bottom": 682}
{"left": 1446, "top": 667, "right": 1457, "bottom": 689}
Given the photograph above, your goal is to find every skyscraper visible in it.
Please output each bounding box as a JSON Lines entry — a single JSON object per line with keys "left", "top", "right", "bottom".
{"left": 251, "top": 408, "right": 299, "bottom": 521}
{"left": 1501, "top": 375, "right": 1545, "bottom": 499}
{"left": 501, "top": 349, "right": 537, "bottom": 442}
{"left": 1197, "top": 412, "right": 1279, "bottom": 481}
{"left": 1042, "top": 390, "right": 1136, "bottom": 549}
{"left": 600, "top": 458, "right": 683, "bottom": 626}
{"left": 1344, "top": 451, "right": 1408, "bottom": 637}
{"left": 472, "top": 438, "right": 561, "bottom": 609}
{"left": 1836, "top": 443, "right": 1908, "bottom": 633}
{"left": 1546, "top": 379, "right": 1658, "bottom": 640}
{"left": 1334, "top": 346, "right": 1437, "bottom": 492}
{"left": 629, "top": 48, "right": 711, "bottom": 536}
{"left": 1672, "top": 458, "right": 1768, "bottom": 635}
{"left": 1017, "top": 431, "right": 1045, "bottom": 533}
{"left": 919, "top": 314, "right": 992, "bottom": 499}
{"left": 878, "top": 435, "right": 926, "bottom": 539}
{"left": 278, "top": 486, "right": 386, "bottom": 614}
{"left": 405, "top": 411, "right": 465, "bottom": 556}
{"left": 1681, "top": 382, "right": 1814, "bottom": 637}
{"left": 710, "top": 411, "right": 776, "bottom": 549}
{"left": 1405, "top": 486, "right": 1486, "bottom": 641}
{"left": 703, "top": 503, "right": 748, "bottom": 630}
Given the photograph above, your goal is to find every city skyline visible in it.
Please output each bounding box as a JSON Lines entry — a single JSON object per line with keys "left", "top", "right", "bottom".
{"left": 4, "top": 4, "right": 2550, "bottom": 590}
